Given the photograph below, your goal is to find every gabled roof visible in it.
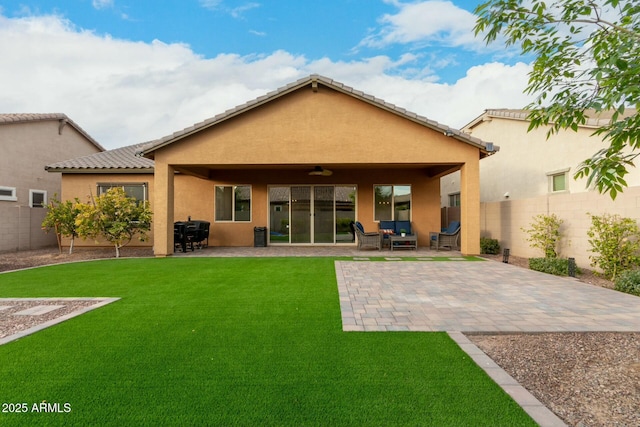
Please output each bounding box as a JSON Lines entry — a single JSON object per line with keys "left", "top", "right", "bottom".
{"left": 0, "top": 113, "right": 105, "bottom": 151}
{"left": 139, "top": 74, "right": 494, "bottom": 158}
{"left": 45, "top": 142, "right": 154, "bottom": 173}
{"left": 464, "top": 108, "right": 638, "bottom": 130}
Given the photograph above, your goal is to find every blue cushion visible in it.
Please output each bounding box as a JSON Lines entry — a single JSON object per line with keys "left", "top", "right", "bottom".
{"left": 379, "top": 220, "right": 395, "bottom": 231}
{"left": 355, "top": 221, "right": 365, "bottom": 233}
{"left": 445, "top": 221, "right": 460, "bottom": 234}
{"left": 395, "top": 221, "right": 411, "bottom": 235}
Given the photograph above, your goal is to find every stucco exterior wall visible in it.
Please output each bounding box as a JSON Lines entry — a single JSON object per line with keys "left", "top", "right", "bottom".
{"left": 154, "top": 87, "right": 477, "bottom": 166}
{"left": 481, "top": 187, "right": 640, "bottom": 269}
{"left": 0, "top": 120, "right": 102, "bottom": 252}
{"left": 456, "top": 115, "right": 640, "bottom": 202}
{"left": 204, "top": 168, "right": 441, "bottom": 247}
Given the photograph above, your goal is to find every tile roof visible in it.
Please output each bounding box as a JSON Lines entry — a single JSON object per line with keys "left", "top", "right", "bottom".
{"left": 467, "top": 108, "right": 638, "bottom": 129}
{"left": 139, "top": 74, "right": 493, "bottom": 157}
{"left": 45, "top": 142, "right": 154, "bottom": 172}
{"left": 0, "top": 113, "right": 105, "bottom": 151}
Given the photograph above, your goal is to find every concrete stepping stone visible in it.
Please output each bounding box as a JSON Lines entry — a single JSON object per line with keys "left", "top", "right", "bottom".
{"left": 14, "top": 305, "right": 65, "bottom": 316}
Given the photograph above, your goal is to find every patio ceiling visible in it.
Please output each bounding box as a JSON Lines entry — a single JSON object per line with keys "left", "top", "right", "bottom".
{"left": 172, "top": 163, "right": 463, "bottom": 181}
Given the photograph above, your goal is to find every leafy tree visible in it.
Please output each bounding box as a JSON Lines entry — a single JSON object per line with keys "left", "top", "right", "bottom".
{"left": 75, "top": 188, "right": 153, "bottom": 258}
{"left": 475, "top": 0, "right": 640, "bottom": 199}
{"left": 42, "top": 195, "right": 83, "bottom": 254}
{"left": 522, "top": 213, "right": 563, "bottom": 258}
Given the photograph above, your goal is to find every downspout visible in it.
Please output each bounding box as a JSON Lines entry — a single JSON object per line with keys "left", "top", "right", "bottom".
{"left": 58, "top": 118, "right": 68, "bottom": 135}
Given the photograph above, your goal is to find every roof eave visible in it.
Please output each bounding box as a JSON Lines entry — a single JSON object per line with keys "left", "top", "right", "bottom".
{"left": 45, "top": 167, "right": 155, "bottom": 174}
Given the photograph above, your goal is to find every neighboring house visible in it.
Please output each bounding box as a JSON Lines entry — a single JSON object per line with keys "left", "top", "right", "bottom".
{"left": 442, "top": 108, "right": 640, "bottom": 267}
{"left": 0, "top": 114, "right": 104, "bottom": 252}
{"left": 47, "top": 75, "right": 495, "bottom": 255}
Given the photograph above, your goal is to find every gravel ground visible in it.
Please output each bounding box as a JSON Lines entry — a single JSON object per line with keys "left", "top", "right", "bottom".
{"left": 0, "top": 299, "right": 102, "bottom": 340}
{"left": 1, "top": 247, "right": 639, "bottom": 426}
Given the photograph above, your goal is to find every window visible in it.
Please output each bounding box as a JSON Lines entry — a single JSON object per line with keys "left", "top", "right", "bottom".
{"left": 97, "top": 183, "right": 148, "bottom": 202}
{"left": 449, "top": 193, "right": 461, "bottom": 207}
{"left": 29, "top": 190, "right": 47, "bottom": 208}
{"left": 547, "top": 169, "right": 569, "bottom": 193}
{"left": 215, "top": 185, "right": 251, "bottom": 222}
{"left": 0, "top": 186, "right": 17, "bottom": 202}
{"left": 374, "top": 185, "right": 411, "bottom": 221}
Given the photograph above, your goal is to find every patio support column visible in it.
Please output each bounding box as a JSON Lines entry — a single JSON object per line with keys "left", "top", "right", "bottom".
{"left": 460, "top": 161, "right": 481, "bottom": 255}
{"left": 153, "top": 162, "right": 175, "bottom": 257}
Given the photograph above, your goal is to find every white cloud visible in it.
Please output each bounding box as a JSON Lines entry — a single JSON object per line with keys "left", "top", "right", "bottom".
{"left": 199, "top": 0, "right": 223, "bottom": 10}
{"left": 0, "top": 13, "right": 532, "bottom": 149}
{"left": 92, "top": 0, "right": 114, "bottom": 10}
{"left": 329, "top": 61, "right": 533, "bottom": 128}
{"left": 199, "top": 1, "right": 259, "bottom": 18}
{"left": 358, "top": 0, "right": 484, "bottom": 51}
{"left": 230, "top": 2, "right": 260, "bottom": 18}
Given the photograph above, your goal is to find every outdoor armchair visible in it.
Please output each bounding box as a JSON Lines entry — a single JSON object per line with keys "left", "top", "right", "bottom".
{"left": 430, "top": 221, "right": 460, "bottom": 251}
{"left": 353, "top": 221, "right": 382, "bottom": 250}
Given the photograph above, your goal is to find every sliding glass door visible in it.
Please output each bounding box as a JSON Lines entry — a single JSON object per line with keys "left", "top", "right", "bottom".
{"left": 291, "top": 186, "right": 311, "bottom": 243}
{"left": 268, "top": 185, "right": 356, "bottom": 244}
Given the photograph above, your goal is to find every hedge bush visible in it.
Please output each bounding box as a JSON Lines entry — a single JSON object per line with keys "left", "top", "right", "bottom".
{"left": 480, "top": 237, "right": 500, "bottom": 254}
{"left": 528, "top": 257, "right": 578, "bottom": 277}
{"left": 614, "top": 269, "right": 640, "bottom": 296}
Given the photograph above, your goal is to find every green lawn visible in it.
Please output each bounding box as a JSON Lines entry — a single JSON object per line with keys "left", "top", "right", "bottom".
{"left": 0, "top": 258, "right": 535, "bottom": 426}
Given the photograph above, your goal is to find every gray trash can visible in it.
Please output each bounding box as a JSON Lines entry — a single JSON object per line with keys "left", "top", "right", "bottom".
{"left": 254, "top": 227, "right": 267, "bottom": 247}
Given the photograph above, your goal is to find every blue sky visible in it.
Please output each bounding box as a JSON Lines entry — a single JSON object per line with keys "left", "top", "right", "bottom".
{"left": 0, "top": 1, "right": 533, "bottom": 149}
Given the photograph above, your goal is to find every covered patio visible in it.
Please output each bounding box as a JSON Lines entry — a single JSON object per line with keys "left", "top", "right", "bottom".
{"left": 140, "top": 75, "right": 495, "bottom": 257}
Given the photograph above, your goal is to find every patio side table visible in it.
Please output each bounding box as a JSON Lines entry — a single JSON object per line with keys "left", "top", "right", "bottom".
{"left": 389, "top": 234, "right": 417, "bottom": 251}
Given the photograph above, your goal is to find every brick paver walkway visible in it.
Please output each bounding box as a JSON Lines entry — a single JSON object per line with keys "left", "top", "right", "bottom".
{"left": 335, "top": 260, "right": 640, "bottom": 333}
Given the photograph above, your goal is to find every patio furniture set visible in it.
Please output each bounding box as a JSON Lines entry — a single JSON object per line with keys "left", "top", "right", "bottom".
{"left": 174, "top": 220, "right": 210, "bottom": 252}
{"left": 353, "top": 220, "right": 460, "bottom": 251}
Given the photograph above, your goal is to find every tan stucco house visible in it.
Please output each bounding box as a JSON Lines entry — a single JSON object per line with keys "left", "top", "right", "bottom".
{"left": 0, "top": 114, "right": 104, "bottom": 252}
{"left": 47, "top": 75, "right": 495, "bottom": 256}
{"left": 443, "top": 108, "right": 640, "bottom": 267}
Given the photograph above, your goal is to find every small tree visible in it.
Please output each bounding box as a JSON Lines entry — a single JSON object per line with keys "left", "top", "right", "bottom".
{"left": 587, "top": 213, "right": 640, "bottom": 280}
{"left": 42, "top": 195, "right": 83, "bottom": 254}
{"left": 522, "top": 214, "right": 563, "bottom": 258}
{"left": 76, "top": 188, "right": 153, "bottom": 258}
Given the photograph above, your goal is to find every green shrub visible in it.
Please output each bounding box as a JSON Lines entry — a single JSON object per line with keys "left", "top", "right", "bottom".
{"left": 587, "top": 213, "right": 640, "bottom": 280}
{"left": 521, "top": 213, "right": 563, "bottom": 258}
{"left": 614, "top": 269, "right": 640, "bottom": 296}
{"left": 480, "top": 237, "right": 500, "bottom": 254}
{"left": 528, "top": 257, "right": 578, "bottom": 276}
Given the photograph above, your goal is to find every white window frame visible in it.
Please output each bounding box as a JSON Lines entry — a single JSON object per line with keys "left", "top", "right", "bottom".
{"left": 547, "top": 168, "right": 570, "bottom": 193}
{"left": 373, "top": 184, "right": 412, "bottom": 221}
{"left": 215, "top": 185, "right": 252, "bottom": 222}
{"left": 0, "top": 186, "right": 17, "bottom": 202}
{"left": 97, "top": 183, "right": 148, "bottom": 202}
{"left": 29, "top": 189, "right": 47, "bottom": 208}
{"left": 448, "top": 192, "right": 461, "bottom": 207}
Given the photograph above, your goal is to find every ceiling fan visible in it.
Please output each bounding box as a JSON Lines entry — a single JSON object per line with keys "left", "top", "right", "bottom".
{"left": 308, "top": 166, "right": 333, "bottom": 176}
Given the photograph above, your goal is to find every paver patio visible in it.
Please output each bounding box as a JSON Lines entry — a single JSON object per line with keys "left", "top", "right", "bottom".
{"left": 335, "top": 260, "right": 640, "bottom": 333}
